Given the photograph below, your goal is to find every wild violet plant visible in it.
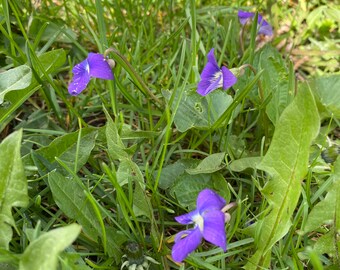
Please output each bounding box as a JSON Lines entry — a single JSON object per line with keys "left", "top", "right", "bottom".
{"left": 2, "top": 1, "right": 338, "bottom": 270}
{"left": 172, "top": 189, "right": 236, "bottom": 262}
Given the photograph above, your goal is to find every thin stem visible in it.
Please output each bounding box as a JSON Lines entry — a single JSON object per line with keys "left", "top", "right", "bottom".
{"left": 240, "top": 64, "right": 264, "bottom": 101}
{"left": 104, "top": 48, "right": 163, "bottom": 107}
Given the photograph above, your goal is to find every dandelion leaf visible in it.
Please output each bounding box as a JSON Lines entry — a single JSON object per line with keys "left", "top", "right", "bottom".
{"left": 19, "top": 224, "right": 81, "bottom": 270}
{"left": 244, "top": 85, "right": 319, "bottom": 269}
{"left": 254, "top": 45, "right": 293, "bottom": 125}
{"left": 23, "top": 128, "right": 97, "bottom": 176}
{"left": 48, "top": 171, "right": 103, "bottom": 240}
{"left": 0, "top": 130, "right": 29, "bottom": 249}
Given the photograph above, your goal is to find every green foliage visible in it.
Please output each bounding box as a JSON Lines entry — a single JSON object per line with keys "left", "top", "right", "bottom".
{"left": 163, "top": 89, "right": 233, "bottom": 132}
{"left": 0, "top": 130, "right": 28, "bottom": 249}
{"left": 0, "top": 65, "right": 32, "bottom": 104}
{"left": 0, "top": 0, "right": 339, "bottom": 269}
{"left": 304, "top": 158, "right": 340, "bottom": 257}
{"left": 24, "top": 127, "right": 97, "bottom": 175}
{"left": 48, "top": 171, "right": 105, "bottom": 243}
{"left": 307, "top": 74, "right": 340, "bottom": 118}
{"left": 19, "top": 224, "right": 81, "bottom": 270}
{"left": 254, "top": 45, "right": 293, "bottom": 125}
{"left": 0, "top": 49, "right": 66, "bottom": 131}
{"left": 245, "top": 85, "right": 320, "bottom": 269}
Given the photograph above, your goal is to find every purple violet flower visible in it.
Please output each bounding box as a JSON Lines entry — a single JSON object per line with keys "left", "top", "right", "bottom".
{"left": 197, "top": 49, "right": 237, "bottom": 96}
{"left": 68, "top": 52, "right": 114, "bottom": 96}
{"left": 238, "top": 11, "right": 273, "bottom": 36}
{"left": 172, "top": 189, "right": 234, "bottom": 263}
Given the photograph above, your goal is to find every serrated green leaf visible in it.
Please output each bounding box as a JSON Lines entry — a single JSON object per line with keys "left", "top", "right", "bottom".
{"left": 255, "top": 45, "right": 293, "bottom": 125}
{"left": 0, "top": 130, "right": 29, "bottom": 249}
{"left": 0, "top": 65, "right": 32, "bottom": 104}
{"left": 48, "top": 171, "right": 103, "bottom": 240}
{"left": 133, "top": 180, "right": 153, "bottom": 219}
{"left": 171, "top": 172, "right": 230, "bottom": 209}
{"left": 24, "top": 128, "right": 97, "bottom": 175}
{"left": 157, "top": 159, "right": 198, "bottom": 190}
{"left": 186, "top": 152, "right": 225, "bottom": 175}
{"left": 104, "top": 108, "right": 136, "bottom": 160}
{"left": 244, "top": 85, "right": 320, "bottom": 269}
{"left": 19, "top": 224, "right": 81, "bottom": 270}
{"left": 163, "top": 89, "right": 233, "bottom": 132}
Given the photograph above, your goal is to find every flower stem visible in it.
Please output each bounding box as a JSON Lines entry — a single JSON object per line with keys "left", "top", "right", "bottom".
{"left": 104, "top": 48, "right": 163, "bottom": 107}
{"left": 240, "top": 64, "right": 264, "bottom": 101}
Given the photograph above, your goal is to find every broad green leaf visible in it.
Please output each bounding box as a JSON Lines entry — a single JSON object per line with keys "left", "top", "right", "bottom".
{"left": 171, "top": 172, "right": 230, "bottom": 209}
{"left": 0, "top": 65, "right": 32, "bottom": 104}
{"left": 229, "top": 157, "right": 262, "bottom": 172}
{"left": 163, "top": 88, "right": 233, "bottom": 132}
{"left": 0, "top": 49, "right": 66, "bottom": 130}
{"left": 303, "top": 159, "right": 340, "bottom": 256}
{"left": 186, "top": 152, "right": 225, "bottom": 175}
{"left": 244, "top": 85, "right": 320, "bottom": 269}
{"left": 0, "top": 130, "right": 29, "bottom": 249}
{"left": 19, "top": 224, "right": 81, "bottom": 270}
{"left": 24, "top": 128, "right": 97, "bottom": 175}
{"left": 307, "top": 74, "right": 340, "bottom": 118}
{"left": 157, "top": 159, "right": 198, "bottom": 190}
{"left": 48, "top": 171, "right": 104, "bottom": 241}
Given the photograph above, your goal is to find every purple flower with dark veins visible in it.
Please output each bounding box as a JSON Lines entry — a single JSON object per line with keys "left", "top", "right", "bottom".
{"left": 68, "top": 52, "right": 114, "bottom": 96}
{"left": 238, "top": 11, "right": 273, "bottom": 36}
{"left": 171, "top": 189, "right": 235, "bottom": 263}
{"left": 197, "top": 49, "right": 237, "bottom": 96}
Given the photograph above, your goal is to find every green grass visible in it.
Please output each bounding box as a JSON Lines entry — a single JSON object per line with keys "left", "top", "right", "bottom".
{"left": 0, "top": 0, "right": 339, "bottom": 269}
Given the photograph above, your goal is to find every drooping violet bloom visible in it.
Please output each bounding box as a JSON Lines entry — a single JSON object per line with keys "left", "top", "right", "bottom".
{"left": 238, "top": 11, "right": 273, "bottom": 36}
{"left": 172, "top": 189, "right": 235, "bottom": 263}
{"left": 68, "top": 53, "right": 114, "bottom": 96}
{"left": 197, "top": 49, "right": 237, "bottom": 96}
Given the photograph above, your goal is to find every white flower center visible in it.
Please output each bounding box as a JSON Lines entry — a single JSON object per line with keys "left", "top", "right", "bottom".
{"left": 192, "top": 213, "right": 204, "bottom": 232}
{"left": 211, "top": 71, "right": 223, "bottom": 88}
{"left": 85, "top": 60, "right": 90, "bottom": 73}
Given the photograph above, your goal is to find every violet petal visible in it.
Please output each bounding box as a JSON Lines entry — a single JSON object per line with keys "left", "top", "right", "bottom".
{"left": 68, "top": 60, "right": 91, "bottom": 95}
{"left": 172, "top": 227, "right": 202, "bottom": 262}
{"left": 202, "top": 210, "right": 227, "bottom": 251}
{"left": 197, "top": 189, "right": 226, "bottom": 213}
{"left": 87, "top": 53, "right": 114, "bottom": 80}
{"left": 238, "top": 11, "right": 254, "bottom": 25}
{"left": 221, "top": 66, "right": 237, "bottom": 90}
{"left": 259, "top": 23, "right": 273, "bottom": 36}
{"left": 175, "top": 210, "right": 198, "bottom": 225}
